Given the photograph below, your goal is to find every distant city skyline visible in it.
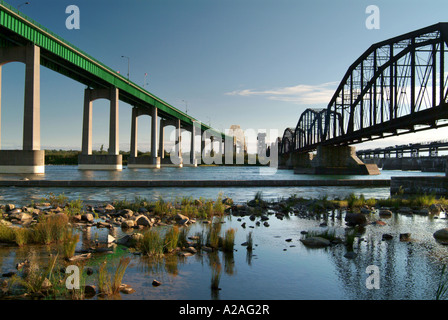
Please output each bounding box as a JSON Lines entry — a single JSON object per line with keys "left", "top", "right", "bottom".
{"left": 1, "top": 0, "right": 448, "bottom": 152}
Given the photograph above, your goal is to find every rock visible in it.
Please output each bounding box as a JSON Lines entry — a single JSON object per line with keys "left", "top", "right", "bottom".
{"left": 97, "top": 221, "right": 112, "bottom": 229}
{"left": 175, "top": 213, "right": 189, "bottom": 222}
{"left": 72, "top": 215, "right": 82, "bottom": 222}
{"left": 300, "top": 231, "right": 308, "bottom": 235}
{"left": 372, "top": 220, "right": 387, "bottom": 226}
{"left": 135, "top": 215, "right": 153, "bottom": 227}
{"left": 399, "top": 233, "right": 411, "bottom": 241}
{"left": 5, "top": 204, "right": 15, "bottom": 211}
{"left": 121, "top": 209, "right": 134, "bottom": 217}
{"left": 379, "top": 210, "right": 393, "bottom": 217}
{"left": 260, "top": 215, "right": 269, "bottom": 221}
{"left": 185, "top": 247, "right": 197, "bottom": 254}
{"left": 285, "top": 238, "right": 292, "bottom": 242}
{"left": 81, "top": 213, "right": 94, "bottom": 222}
{"left": 345, "top": 212, "right": 367, "bottom": 226}
{"left": 241, "top": 222, "right": 246, "bottom": 228}
{"left": 319, "top": 222, "right": 327, "bottom": 227}
{"left": 0, "top": 220, "right": 12, "bottom": 227}
{"left": 68, "top": 253, "right": 91, "bottom": 262}
{"left": 86, "top": 268, "right": 94, "bottom": 276}
{"left": 121, "top": 220, "right": 135, "bottom": 229}
{"left": 9, "top": 208, "right": 22, "bottom": 215}
{"left": 83, "top": 285, "right": 96, "bottom": 298}
{"left": 104, "top": 204, "right": 115, "bottom": 211}
{"left": 177, "top": 218, "right": 189, "bottom": 226}
{"left": 107, "top": 235, "right": 115, "bottom": 244}
{"left": 202, "top": 246, "right": 213, "bottom": 252}
{"left": 41, "top": 278, "right": 52, "bottom": 291}
{"left": 382, "top": 233, "right": 393, "bottom": 240}
{"left": 152, "top": 279, "right": 162, "bottom": 287}
{"left": 263, "top": 222, "right": 270, "bottom": 227}
{"left": 179, "top": 252, "right": 194, "bottom": 257}
{"left": 300, "top": 237, "right": 331, "bottom": 248}
{"left": 120, "top": 286, "right": 135, "bottom": 294}
{"left": 433, "top": 228, "right": 448, "bottom": 243}
{"left": 344, "top": 251, "right": 357, "bottom": 259}
{"left": 117, "top": 233, "right": 143, "bottom": 247}
{"left": 2, "top": 272, "right": 15, "bottom": 278}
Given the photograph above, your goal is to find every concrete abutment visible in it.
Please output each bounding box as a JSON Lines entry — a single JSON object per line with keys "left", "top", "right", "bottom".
{"left": 286, "top": 146, "right": 380, "bottom": 175}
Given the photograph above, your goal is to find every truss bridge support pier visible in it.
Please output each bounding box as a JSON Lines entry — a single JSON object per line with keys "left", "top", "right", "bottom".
{"left": 290, "top": 146, "right": 380, "bottom": 175}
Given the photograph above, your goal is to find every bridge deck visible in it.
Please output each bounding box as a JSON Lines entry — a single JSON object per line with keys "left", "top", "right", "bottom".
{"left": 0, "top": 1, "right": 226, "bottom": 138}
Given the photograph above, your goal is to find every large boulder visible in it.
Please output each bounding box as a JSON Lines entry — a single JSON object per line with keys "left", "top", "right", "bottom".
{"left": 9, "top": 212, "right": 32, "bottom": 222}
{"left": 345, "top": 212, "right": 367, "bottom": 226}
{"left": 433, "top": 228, "right": 448, "bottom": 244}
{"left": 81, "top": 213, "right": 94, "bottom": 223}
{"left": 117, "top": 233, "right": 143, "bottom": 247}
{"left": 300, "top": 237, "right": 331, "bottom": 248}
{"left": 175, "top": 213, "right": 189, "bottom": 222}
{"left": 121, "top": 220, "right": 135, "bottom": 229}
{"left": 135, "top": 215, "right": 153, "bottom": 227}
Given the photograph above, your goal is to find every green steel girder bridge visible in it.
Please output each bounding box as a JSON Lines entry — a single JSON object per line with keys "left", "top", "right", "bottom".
{"left": 0, "top": 1, "right": 230, "bottom": 173}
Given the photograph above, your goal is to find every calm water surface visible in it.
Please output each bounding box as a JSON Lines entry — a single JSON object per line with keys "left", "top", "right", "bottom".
{"left": 0, "top": 166, "right": 446, "bottom": 300}
{"left": 0, "top": 165, "right": 443, "bottom": 205}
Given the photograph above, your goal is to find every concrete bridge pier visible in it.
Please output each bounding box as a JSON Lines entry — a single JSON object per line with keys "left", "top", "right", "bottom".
{"left": 159, "top": 119, "right": 182, "bottom": 167}
{"left": 127, "top": 106, "right": 161, "bottom": 169}
{"left": 292, "top": 151, "right": 314, "bottom": 174}
{"left": 78, "top": 87, "right": 122, "bottom": 170}
{"left": 310, "top": 145, "right": 380, "bottom": 175}
{"left": 0, "top": 44, "right": 44, "bottom": 173}
{"left": 201, "top": 131, "right": 223, "bottom": 165}
{"left": 183, "top": 122, "right": 199, "bottom": 167}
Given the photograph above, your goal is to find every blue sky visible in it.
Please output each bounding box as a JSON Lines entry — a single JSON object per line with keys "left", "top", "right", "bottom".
{"left": 1, "top": 0, "right": 448, "bottom": 151}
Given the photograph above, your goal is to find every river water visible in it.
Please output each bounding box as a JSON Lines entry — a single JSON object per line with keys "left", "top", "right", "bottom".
{"left": 0, "top": 165, "right": 443, "bottom": 205}
{"left": 0, "top": 166, "right": 447, "bottom": 300}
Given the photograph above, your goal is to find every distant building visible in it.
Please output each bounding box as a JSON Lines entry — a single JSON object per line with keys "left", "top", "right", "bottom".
{"left": 228, "top": 125, "right": 247, "bottom": 154}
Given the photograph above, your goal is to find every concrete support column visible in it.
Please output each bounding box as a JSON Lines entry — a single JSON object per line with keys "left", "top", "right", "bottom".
{"left": 0, "top": 44, "right": 44, "bottom": 173}
{"left": 23, "top": 44, "right": 41, "bottom": 151}
{"left": 190, "top": 125, "right": 196, "bottom": 165}
{"left": 151, "top": 107, "right": 159, "bottom": 165}
{"left": 108, "top": 87, "right": 119, "bottom": 155}
{"left": 159, "top": 120, "right": 165, "bottom": 159}
{"left": 175, "top": 119, "right": 182, "bottom": 159}
{"left": 130, "top": 107, "right": 138, "bottom": 158}
{"left": 81, "top": 89, "right": 93, "bottom": 155}
{"left": 201, "top": 133, "right": 206, "bottom": 164}
{"left": 210, "top": 136, "right": 215, "bottom": 156}
{"left": 79, "top": 86, "right": 122, "bottom": 170}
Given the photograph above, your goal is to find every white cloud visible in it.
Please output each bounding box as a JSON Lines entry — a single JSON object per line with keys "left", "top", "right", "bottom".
{"left": 225, "top": 81, "right": 338, "bottom": 105}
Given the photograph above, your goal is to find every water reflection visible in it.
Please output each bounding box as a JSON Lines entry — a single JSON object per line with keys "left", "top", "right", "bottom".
{"left": 329, "top": 231, "right": 442, "bottom": 300}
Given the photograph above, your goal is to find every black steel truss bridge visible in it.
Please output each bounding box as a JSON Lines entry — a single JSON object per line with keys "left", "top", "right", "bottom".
{"left": 280, "top": 23, "right": 448, "bottom": 155}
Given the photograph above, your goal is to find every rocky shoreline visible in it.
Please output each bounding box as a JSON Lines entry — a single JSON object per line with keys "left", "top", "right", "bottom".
{"left": 1, "top": 192, "right": 448, "bottom": 299}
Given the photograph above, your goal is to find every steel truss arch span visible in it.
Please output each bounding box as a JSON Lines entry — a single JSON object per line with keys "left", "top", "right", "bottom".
{"left": 281, "top": 23, "right": 448, "bottom": 155}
